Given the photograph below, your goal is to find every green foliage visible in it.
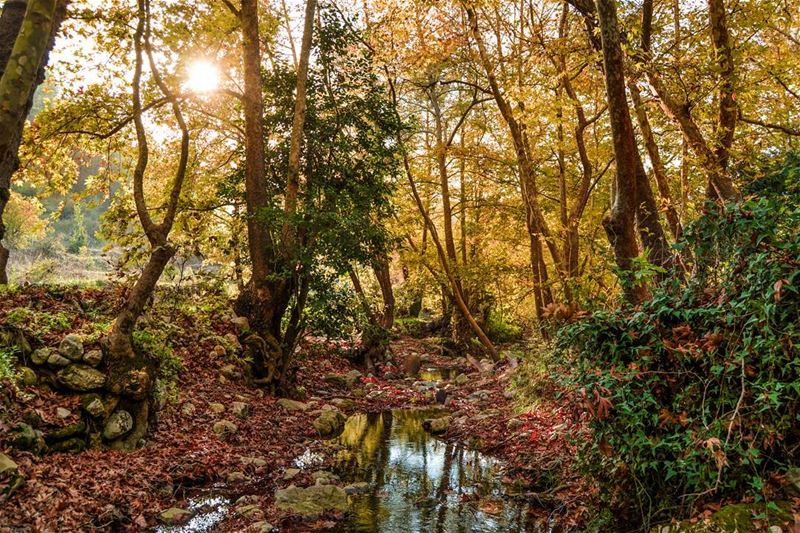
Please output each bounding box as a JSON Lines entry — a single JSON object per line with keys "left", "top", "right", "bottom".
{"left": 485, "top": 311, "right": 523, "bottom": 343}
{"left": 132, "top": 328, "right": 182, "bottom": 405}
{"left": 554, "top": 154, "right": 800, "bottom": 527}
{"left": 0, "top": 347, "right": 18, "bottom": 381}
{"left": 304, "top": 272, "right": 362, "bottom": 339}
{"left": 67, "top": 204, "right": 89, "bottom": 254}
{"left": 5, "top": 307, "right": 70, "bottom": 337}
{"left": 393, "top": 317, "right": 426, "bottom": 337}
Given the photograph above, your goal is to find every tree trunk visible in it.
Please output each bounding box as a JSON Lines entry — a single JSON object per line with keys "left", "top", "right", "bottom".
{"left": 594, "top": 0, "right": 648, "bottom": 304}
{"left": 0, "top": 0, "right": 64, "bottom": 284}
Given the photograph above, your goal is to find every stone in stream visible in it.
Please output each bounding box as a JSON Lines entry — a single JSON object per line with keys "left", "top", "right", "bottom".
{"left": 422, "top": 416, "right": 451, "bottom": 434}
{"left": 59, "top": 334, "right": 84, "bottom": 361}
{"left": 57, "top": 364, "right": 106, "bottom": 392}
{"left": 344, "top": 482, "right": 371, "bottom": 494}
{"left": 312, "top": 410, "right": 346, "bottom": 437}
{"left": 159, "top": 507, "right": 193, "bottom": 525}
{"left": 275, "top": 484, "right": 348, "bottom": 517}
{"left": 31, "top": 348, "right": 50, "bottom": 365}
{"left": 276, "top": 398, "right": 309, "bottom": 412}
{"left": 103, "top": 410, "right": 134, "bottom": 440}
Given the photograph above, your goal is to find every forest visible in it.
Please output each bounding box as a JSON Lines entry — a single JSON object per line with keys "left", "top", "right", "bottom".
{"left": 0, "top": 0, "right": 799, "bottom": 531}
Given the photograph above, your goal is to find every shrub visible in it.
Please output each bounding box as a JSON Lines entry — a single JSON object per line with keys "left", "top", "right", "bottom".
{"left": 485, "top": 311, "right": 523, "bottom": 343}
{"left": 555, "top": 154, "right": 800, "bottom": 528}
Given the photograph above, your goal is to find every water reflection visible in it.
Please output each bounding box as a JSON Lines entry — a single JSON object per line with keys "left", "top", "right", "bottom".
{"left": 330, "top": 410, "right": 541, "bottom": 533}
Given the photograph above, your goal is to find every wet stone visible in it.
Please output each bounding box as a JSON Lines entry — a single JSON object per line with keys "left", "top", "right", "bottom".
{"left": 312, "top": 410, "right": 346, "bottom": 438}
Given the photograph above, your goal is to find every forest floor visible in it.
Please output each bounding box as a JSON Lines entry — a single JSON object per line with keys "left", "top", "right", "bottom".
{"left": 0, "top": 286, "right": 589, "bottom": 532}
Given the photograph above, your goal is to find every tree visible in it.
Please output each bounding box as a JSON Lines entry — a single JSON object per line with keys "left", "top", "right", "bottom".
{"left": 0, "top": 0, "right": 66, "bottom": 284}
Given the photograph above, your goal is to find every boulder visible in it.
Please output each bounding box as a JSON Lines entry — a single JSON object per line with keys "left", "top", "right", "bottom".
{"left": 47, "top": 352, "right": 71, "bottom": 367}
{"left": 59, "top": 334, "right": 84, "bottom": 361}
{"left": 212, "top": 420, "right": 238, "bottom": 439}
{"left": 277, "top": 398, "right": 309, "bottom": 412}
{"left": 103, "top": 410, "right": 134, "bottom": 440}
{"left": 120, "top": 369, "right": 149, "bottom": 399}
{"left": 0, "top": 453, "right": 18, "bottom": 476}
{"left": 17, "top": 367, "right": 37, "bottom": 386}
{"left": 275, "top": 484, "right": 348, "bottom": 516}
{"left": 422, "top": 416, "right": 452, "bottom": 434}
{"left": 159, "top": 507, "right": 192, "bottom": 525}
{"left": 31, "top": 348, "right": 50, "bottom": 365}
{"left": 83, "top": 349, "right": 103, "bottom": 367}
{"left": 81, "top": 395, "right": 105, "bottom": 418}
{"left": 57, "top": 364, "right": 106, "bottom": 392}
{"left": 312, "top": 410, "right": 346, "bottom": 437}
{"left": 232, "top": 401, "right": 250, "bottom": 419}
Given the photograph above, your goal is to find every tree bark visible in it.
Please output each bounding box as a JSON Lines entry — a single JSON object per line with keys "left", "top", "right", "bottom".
{"left": 0, "top": 0, "right": 64, "bottom": 284}
{"left": 594, "top": 0, "right": 647, "bottom": 304}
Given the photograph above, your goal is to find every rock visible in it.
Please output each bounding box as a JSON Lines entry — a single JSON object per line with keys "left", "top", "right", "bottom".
{"left": 83, "top": 349, "right": 103, "bottom": 367}
{"left": 120, "top": 369, "right": 150, "bottom": 399}
{"left": 103, "top": 410, "right": 134, "bottom": 440}
{"left": 59, "top": 335, "right": 84, "bottom": 361}
{"left": 0, "top": 453, "right": 18, "bottom": 476}
{"left": 422, "top": 416, "right": 451, "bottom": 434}
{"left": 312, "top": 410, "right": 346, "bottom": 437}
{"left": 212, "top": 420, "right": 238, "bottom": 439}
{"left": 786, "top": 467, "right": 800, "bottom": 497}
{"left": 181, "top": 402, "right": 196, "bottom": 416}
{"left": 159, "top": 507, "right": 192, "bottom": 525}
{"left": 283, "top": 468, "right": 300, "bottom": 480}
{"left": 312, "top": 470, "right": 339, "bottom": 485}
{"left": 208, "top": 402, "right": 225, "bottom": 414}
{"left": 57, "top": 364, "right": 106, "bottom": 392}
{"left": 344, "top": 482, "right": 370, "bottom": 494}
{"left": 345, "top": 369, "right": 362, "bottom": 386}
{"left": 235, "top": 504, "right": 261, "bottom": 517}
{"left": 323, "top": 374, "right": 348, "bottom": 387}
{"left": 232, "top": 402, "right": 250, "bottom": 419}
{"left": 212, "top": 345, "right": 227, "bottom": 358}
{"left": 251, "top": 521, "right": 274, "bottom": 533}
{"left": 277, "top": 398, "right": 309, "bottom": 412}
{"left": 241, "top": 456, "right": 267, "bottom": 468}
{"left": 352, "top": 388, "right": 366, "bottom": 398}
{"left": 331, "top": 398, "right": 356, "bottom": 410}
{"left": 46, "top": 421, "right": 87, "bottom": 442}
{"left": 479, "top": 359, "right": 494, "bottom": 374}
{"left": 81, "top": 395, "right": 105, "bottom": 417}
{"left": 56, "top": 407, "right": 71, "bottom": 419}
{"left": 227, "top": 471, "right": 247, "bottom": 483}
{"left": 47, "top": 352, "right": 71, "bottom": 367}
{"left": 17, "top": 366, "right": 37, "bottom": 386}
{"left": 31, "top": 348, "right": 50, "bottom": 365}
{"left": 10, "top": 423, "right": 45, "bottom": 453}
{"left": 220, "top": 364, "right": 242, "bottom": 381}
{"left": 275, "top": 484, "right": 348, "bottom": 516}
{"left": 231, "top": 316, "right": 250, "bottom": 332}
{"left": 454, "top": 373, "right": 469, "bottom": 386}
{"left": 507, "top": 418, "right": 524, "bottom": 431}
{"left": 224, "top": 333, "right": 242, "bottom": 352}
{"left": 48, "top": 437, "right": 86, "bottom": 453}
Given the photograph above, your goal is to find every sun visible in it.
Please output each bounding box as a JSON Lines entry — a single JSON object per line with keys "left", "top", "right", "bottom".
{"left": 184, "top": 60, "right": 220, "bottom": 94}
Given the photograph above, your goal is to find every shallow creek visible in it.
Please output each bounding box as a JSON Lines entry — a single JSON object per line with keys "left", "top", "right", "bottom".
{"left": 326, "top": 408, "right": 542, "bottom": 533}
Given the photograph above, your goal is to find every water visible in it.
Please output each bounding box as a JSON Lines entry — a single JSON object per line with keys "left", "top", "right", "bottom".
{"left": 153, "top": 495, "right": 230, "bottom": 533}
{"left": 327, "top": 409, "right": 542, "bottom": 533}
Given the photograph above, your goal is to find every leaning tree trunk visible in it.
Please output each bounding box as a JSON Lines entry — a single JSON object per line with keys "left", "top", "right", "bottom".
{"left": 0, "top": 0, "right": 65, "bottom": 284}
{"left": 104, "top": 0, "right": 190, "bottom": 449}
